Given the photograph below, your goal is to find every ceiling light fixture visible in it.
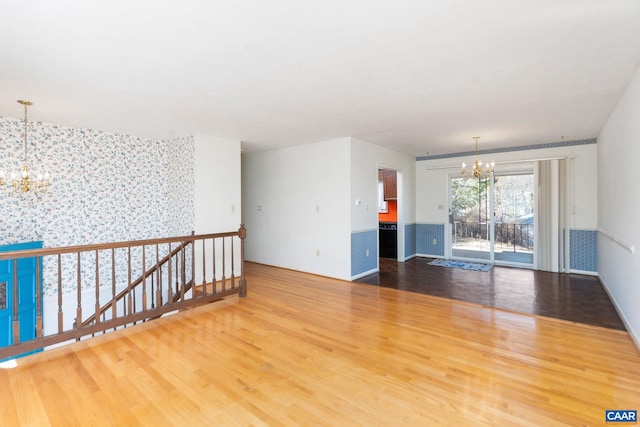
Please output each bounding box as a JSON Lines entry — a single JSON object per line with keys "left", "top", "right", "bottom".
{"left": 0, "top": 100, "right": 51, "bottom": 194}
{"left": 461, "top": 136, "right": 494, "bottom": 178}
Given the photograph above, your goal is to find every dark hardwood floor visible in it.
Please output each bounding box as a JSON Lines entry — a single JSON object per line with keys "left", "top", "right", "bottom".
{"left": 356, "top": 257, "right": 626, "bottom": 330}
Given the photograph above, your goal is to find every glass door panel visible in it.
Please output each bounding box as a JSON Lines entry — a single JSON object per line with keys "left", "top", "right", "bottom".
{"left": 493, "top": 173, "right": 534, "bottom": 265}
{"left": 451, "top": 176, "right": 492, "bottom": 261}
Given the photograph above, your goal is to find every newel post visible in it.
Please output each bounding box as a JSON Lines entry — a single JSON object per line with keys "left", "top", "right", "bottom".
{"left": 238, "top": 224, "right": 247, "bottom": 298}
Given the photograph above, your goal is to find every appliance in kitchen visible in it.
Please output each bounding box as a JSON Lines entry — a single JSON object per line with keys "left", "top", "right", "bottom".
{"left": 379, "top": 222, "right": 397, "bottom": 259}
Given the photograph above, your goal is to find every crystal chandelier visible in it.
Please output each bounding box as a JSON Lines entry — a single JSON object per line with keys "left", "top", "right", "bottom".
{"left": 461, "top": 136, "right": 494, "bottom": 178}
{"left": 0, "top": 100, "right": 51, "bottom": 193}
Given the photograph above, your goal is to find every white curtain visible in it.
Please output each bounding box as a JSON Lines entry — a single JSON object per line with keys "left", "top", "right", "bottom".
{"left": 536, "top": 159, "right": 566, "bottom": 272}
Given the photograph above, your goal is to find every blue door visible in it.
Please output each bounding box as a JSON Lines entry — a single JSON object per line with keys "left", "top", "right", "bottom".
{"left": 0, "top": 241, "right": 43, "bottom": 360}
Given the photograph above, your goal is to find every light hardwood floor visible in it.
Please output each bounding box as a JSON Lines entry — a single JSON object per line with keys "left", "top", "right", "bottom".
{"left": 1, "top": 262, "right": 638, "bottom": 426}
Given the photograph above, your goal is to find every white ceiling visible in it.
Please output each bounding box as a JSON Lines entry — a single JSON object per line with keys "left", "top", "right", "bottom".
{"left": 1, "top": 1, "right": 639, "bottom": 156}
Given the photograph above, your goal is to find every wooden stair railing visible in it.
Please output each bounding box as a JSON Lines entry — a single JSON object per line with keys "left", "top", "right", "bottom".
{"left": 81, "top": 237, "right": 192, "bottom": 328}
{"left": 0, "top": 225, "right": 247, "bottom": 362}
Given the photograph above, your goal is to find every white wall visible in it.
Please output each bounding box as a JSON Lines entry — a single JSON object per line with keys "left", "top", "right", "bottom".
{"left": 241, "top": 138, "right": 352, "bottom": 279}
{"left": 597, "top": 66, "right": 640, "bottom": 348}
{"left": 416, "top": 143, "right": 598, "bottom": 229}
{"left": 193, "top": 134, "right": 243, "bottom": 283}
{"left": 194, "top": 134, "right": 242, "bottom": 233}
{"left": 350, "top": 138, "right": 416, "bottom": 259}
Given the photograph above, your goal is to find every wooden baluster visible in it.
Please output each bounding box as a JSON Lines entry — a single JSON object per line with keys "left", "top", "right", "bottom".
{"left": 191, "top": 238, "right": 195, "bottom": 299}
{"left": 57, "top": 254, "right": 63, "bottom": 333}
{"left": 95, "top": 250, "right": 100, "bottom": 332}
{"left": 112, "top": 248, "right": 116, "bottom": 331}
{"left": 230, "top": 235, "right": 235, "bottom": 289}
{"left": 221, "top": 237, "right": 226, "bottom": 292}
{"left": 175, "top": 248, "right": 180, "bottom": 299}
{"left": 201, "top": 239, "right": 207, "bottom": 297}
{"left": 180, "top": 246, "right": 185, "bottom": 301}
{"left": 121, "top": 299, "right": 126, "bottom": 328}
{"left": 239, "top": 225, "right": 247, "bottom": 298}
{"left": 156, "top": 244, "right": 162, "bottom": 308}
{"left": 167, "top": 243, "right": 173, "bottom": 304}
{"left": 127, "top": 247, "right": 133, "bottom": 324}
{"left": 36, "top": 254, "right": 43, "bottom": 339}
{"left": 149, "top": 249, "right": 155, "bottom": 310}
{"left": 212, "top": 237, "right": 217, "bottom": 294}
{"left": 12, "top": 259, "right": 20, "bottom": 345}
{"left": 142, "top": 245, "right": 147, "bottom": 316}
{"left": 76, "top": 252, "right": 82, "bottom": 341}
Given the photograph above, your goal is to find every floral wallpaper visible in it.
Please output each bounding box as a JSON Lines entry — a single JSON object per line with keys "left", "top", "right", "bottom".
{"left": 0, "top": 114, "right": 195, "bottom": 295}
{"left": 167, "top": 134, "right": 195, "bottom": 237}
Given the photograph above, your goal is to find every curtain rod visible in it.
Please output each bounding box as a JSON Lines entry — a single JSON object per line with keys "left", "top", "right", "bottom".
{"left": 424, "top": 156, "right": 574, "bottom": 170}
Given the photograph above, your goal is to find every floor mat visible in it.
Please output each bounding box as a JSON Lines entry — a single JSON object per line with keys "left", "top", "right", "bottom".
{"left": 428, "top": 259, "right": 493, "bottom": 272}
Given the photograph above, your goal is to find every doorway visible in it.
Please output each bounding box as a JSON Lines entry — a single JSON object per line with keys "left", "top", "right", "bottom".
{"left": 378, "top": 167, "right": 400, "bottom": 260}
{"left": 450, "top": 172, "right": 534, "bottom": 266}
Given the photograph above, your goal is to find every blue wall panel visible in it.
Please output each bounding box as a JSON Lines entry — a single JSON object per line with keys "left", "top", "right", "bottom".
{"left": 416, "top": 224, "right": 445, "bottom": 257}
{"left": 405, "top": 223, "right": 416, "bottom": 258}
{"left": 351, "top": 230, "right": 378, "bottom": 277}
{"left": 570, "top": 229, "right": 597, "bottom": 272}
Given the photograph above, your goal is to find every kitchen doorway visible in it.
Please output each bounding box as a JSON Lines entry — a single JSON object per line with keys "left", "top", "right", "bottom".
{"left": 378, "top": 167, "right": 402, "bottom": 261}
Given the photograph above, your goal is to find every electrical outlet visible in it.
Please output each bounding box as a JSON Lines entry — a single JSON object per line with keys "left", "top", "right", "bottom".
{"left": 432, "top": 239, "right": 437, "bottom": 245}
{"left": 366, "top": 249, "right": 370, "bottom": 257}
{"left": 316, "top": 249, "right": 320, "bottom": 256}
{"left": 316, "top": 205, "right": 320, "bottom": 212}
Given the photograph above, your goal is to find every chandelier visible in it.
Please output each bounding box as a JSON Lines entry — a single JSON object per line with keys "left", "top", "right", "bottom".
{"left": 0, "top": 100, "right": 51, "bottom": 194}
{"left": 461, "top": 136, "right": 494, "bottom": 178}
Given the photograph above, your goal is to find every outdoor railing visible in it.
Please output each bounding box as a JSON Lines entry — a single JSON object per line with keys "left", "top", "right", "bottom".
{"left": 0, "top": 225, "right": 246, "bottom": 361}
{"left": 452, "top": 221, "right": 533, "bottom": 251}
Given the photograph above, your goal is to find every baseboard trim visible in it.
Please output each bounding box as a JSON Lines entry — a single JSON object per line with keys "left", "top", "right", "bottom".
{"left": 569, "top": 269, "right": 598, "bottom": 276}
{"left": 351, "top": 268, "right": 378, "bottom": 281}
{"left": 598, "top": 274, "right": 640, "bottom": 353}
{"left": 416, "top": 253, "right": 445, "bottom": 259}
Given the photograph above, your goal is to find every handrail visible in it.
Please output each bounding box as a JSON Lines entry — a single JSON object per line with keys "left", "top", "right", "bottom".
{"left": 0, "top": 230, "right": 243, "bottom": 261}
{"left": 0, "top": 225, "right": 247, "bottom": 361}
{"left": 598, "top": 228, "right": 635, "bottom": 254}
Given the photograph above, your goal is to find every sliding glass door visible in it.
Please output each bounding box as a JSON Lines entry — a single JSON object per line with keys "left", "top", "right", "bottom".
{"left": 450, "top": 172, "right": 534, "bottom": 265}
{"left": 451, "top": 176, "right": 492, "bottom": 260}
